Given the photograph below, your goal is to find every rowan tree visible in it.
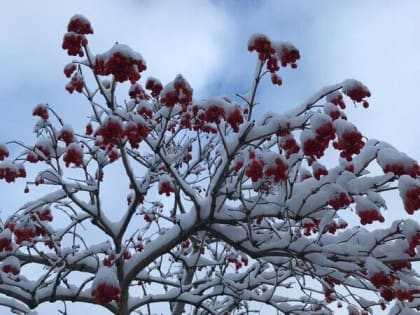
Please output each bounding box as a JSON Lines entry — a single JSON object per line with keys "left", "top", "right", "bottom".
{"left": 0, "top": 15, "right": 419, "bottom": 315}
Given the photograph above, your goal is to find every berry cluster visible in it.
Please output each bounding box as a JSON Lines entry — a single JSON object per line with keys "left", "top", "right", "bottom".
{"left": 94, "top": 116, "right": 124, "bottom": 149}
{"left": 63, "top": 63, "right": 77, "bottom": 78}
{"left": 358, "top": 209, "right": 384, "bottom": 225}
{"left": 370, "top": 271, "right": 395, "bottom": 289}
{"left": 389, "top": 261, "right": 411, "bottom": 272}
{"left": 403, "top": 186, "right": 420, "bottom": 214}
{"left": 0, "top": 230, "right": 12, "bottom": 252}
{"left": 14, "top": 223, "right": 44, "bottom": 244}
{"left": 2, "top": 258, "right": 20, "bottom": 275}
{"left": 248, "top": 34, "right": 300, "bottom": 86}
{"left": 406, "top": 232, "right": 420, "bottom": 257}
{"left": 383, "top": 162, "right": 420, "bottom": 178}
{"left": 35, "top": 208, "right": 53, "bottom": 222}
{"left": 312, "top": 162, "right": 328, "bottom": 180}
{"left": 57, "top": 127, "right": 75, "bottom": 146}
{"left": 245, "top": 159, "right": 265, "bottom": 182}
{"left": 145, "top": 77, "right": 163, "bottom": 97}
{"left": 91, "top": 283, "right": 121, "bottom": 305}
{"left": 129, "top": 84, "right": 148, "bottom": 100}
{"left": 325, "top": 220, "right": 347, "bottom": 234}
{"left": 32, "top": 104, "right": 49, "bottom": 120}
{"left": 333, "top": 130, "right": 364, "bottom": 161}
{"left": 302, "top": 132, "right": 329, "bottom": 165}
{"left": 0, "top": 145, "right": 8, "bottom": 161}
{"left": 280, "top": 135, "right": 300, "bottom": 159}
{"left": 62, "top": 32, "right": 88, "bottom": 57}
{"left": 264, "top": 157, "right": 288, "bottom": 183}
{"left": 124, "top": 120, "right": 150, "bottom": 149}
{"left": 248, "top": 34, "right": 274, "bottom": 61}
{"left": 63, "top": 143, "right": 83, "bottom": 167}
{"left": 0, "top": 162, "right": 26, "bottom": 183}
{"left": 342, "top": 79, "right": 371, "bottom": 108}
{"left": 327, "top": 91, "right": 346, "bottom": 109}
{"left": 94, "top": 47, "right": 147, "bottom": 84}
{"left": 160, "top": 75, "right": 193, "bottom": 108}
{"left": 303, "top": 219, "right": 319, "bottom": 236}
{"left": 329, "top": 192, "right": 352, "bottom": 210}
{"left": 67, "top": 15, "right": 93, "bottom": 35}
{"left": 65, "top": 73, "right": 84, "bottom": 94}
{"left": 103, "top": 253, "right": 116, "bottom": 267}
{"left": 158, "top": 177, "right": 175, "bottom": 196}
{"left": 227, "top": 256, "right": 249, "bottom": 270}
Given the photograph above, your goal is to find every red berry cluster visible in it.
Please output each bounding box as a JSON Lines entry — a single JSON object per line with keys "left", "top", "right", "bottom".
{"left": 325, "top": 220, "right": 347, "bottom": 234}
{"left": 389, "top": 261, "right": 411, "bottom": 272}
{"left": 160, "top": 75, "right": 193, "bottom": 108}
{"left": 181, "top": 239, "right": 190, "bottom": 249}
{"left": 143, "top": 213, "right": 155, "bottom": 223}
{"left": 264, "top": 157, "right": 288, "bottom": 183}
{"left": 303, "top": 219, "right": 319, "bottom": 236}
{"left": 248, "top": 34, "right": 274, "bottom": 61}
{"left": 159, "top": 180, "right": 175, "bottom": 196}
{"left": 65, "top": 73, "right": 84, "bottom": 93}
{"left": 0, "top": 145, "right": 8, "bottom": 161}
{"left": 404, "top": 186, "right": 420, "bottom": 214}
{"left": 94, "top": 49, "right": 147, "bottom": 84}
{"left": 26, "top": 151, "right": 39, "bottom": 163}
{"left": 333, "top": 130, "right": 364, "bottom": 161}
{"left": 246, "top": 159, "right": 265, "bottom": 182}
{"left": 312, "top": 163, "right": 328, "bottom": 180}
{"left": 103, "top": 253, "right": 116, "bottom": 267}
{"left": 2, "top": 264, "right": 19, "bottom": 275}
{"left": 35, "top": 143, "right": 51, "bottom": 161}
{"left": 302, "top": 134, "right": 329, "bottom": 165}
{"left": 248, "top": 35, "right": 300, "bottom": 86}
{"left": 406, "top": 232, "right": 420, "bottom": 257}
{"left": 383, "top": 163, "right": 420, "bottom": 178}
{"left": 92, "top": 283, "right": 120, "bottom": 305}
{"left": 329, "top": 192, "right": 352, "bottom": 210}
{"left": 67, "top": 15, "right": 93, "bottom": 35}
{"left": 35, "top": 208, "right": 53, "bottom": 222}
{"left": 145, "top": 77, "right": 163, "bottom": 97}
{"left": 327, "top": 91, "right": 346, "bottom": 109}
{"left": 370, "top": 271, "right": 395, "bottom": 289}
{"left": 32, "top": 104, "right": 49, "bottom": 120}
{"left": 205, "top": 105, "right": 226, "bottom": 124}
{"left": 62, "top": 32, "right": 88, "bottom": 57}
{"left": 107, "top": 148, "right": 119, "bottom": 163}
{"left": 271, "top": 73, "right": 282, "bottom": 85}
{"left": 0, "top": 163, "right": 26, "bottom": 183}
{"left": 63, "top": 144, "right": 83, "bottom": 167}
{"left": 278, "top": 44, "right": 300, "bottom": 68}
{"left": 63, "top": 63, "right": 77, "bottom": 78}
{"left": 227, "top": 256, "right": 249, "bottom": 270}
{"left": 95, "top": 116, "right": 124, "bottom": 149}
{"left": 14, "top": 224, "right": 41, "bottom": 244}
{"left": 124, "top": 121, "right": 150, "bottom": 149}
{"left": 0, "top": 231, "right": 12, "bottom": 252}
{"left": 281, "top": 136, "right": 300, "bottom": 159}
{"left": 129, "top": 84, "right": 148, "bottom": 100}
{"left": 380, "top": 287, "right": 420, "bottom": 302}
{"left": 343, "top": 80, "right": 371, "bottom": 108}
{"left": 226, "top": 108, "right": 244, "bottom": 132}
{"left": 57, "top": 128, "right": 75, "bottom": 146}
{"left": 358, "top": 209, "right": 384, "bottom": 225}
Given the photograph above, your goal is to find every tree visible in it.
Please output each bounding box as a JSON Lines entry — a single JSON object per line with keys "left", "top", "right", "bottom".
{"left": 0, "top": 14, "right": 419, "bottom": 315}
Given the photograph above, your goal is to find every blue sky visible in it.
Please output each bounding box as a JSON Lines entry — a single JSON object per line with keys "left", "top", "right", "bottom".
{"left": 0, "top": 1, "right": 419, "bottom": 314}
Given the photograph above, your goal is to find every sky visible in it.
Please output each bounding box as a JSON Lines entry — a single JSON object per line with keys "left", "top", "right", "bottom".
{"left": 0, "top": 1, "right": 419, "bottom": 314}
